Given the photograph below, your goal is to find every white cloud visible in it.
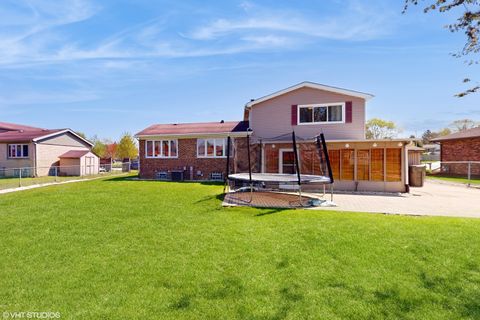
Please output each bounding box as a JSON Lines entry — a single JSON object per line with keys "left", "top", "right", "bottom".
{"left": 187, "top": 1, "right": 395, "bottom": 42}
{"left": 0, "top": 0, "right": 398, "bottom": 68}
{"left": 0, "top": 90, "right": 99, "bottom": 107}
{"left": 0, "top": 0, "right": 100, "bottom": 65}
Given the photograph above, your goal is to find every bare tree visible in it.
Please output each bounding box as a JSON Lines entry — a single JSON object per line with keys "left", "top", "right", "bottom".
{"left": 450, "top": 118, "right": 478, "bottom": 131}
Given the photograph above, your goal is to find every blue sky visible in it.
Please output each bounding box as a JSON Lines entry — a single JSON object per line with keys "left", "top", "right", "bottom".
{"left": 0, "top": 0, "right": 479, "bottom": 140}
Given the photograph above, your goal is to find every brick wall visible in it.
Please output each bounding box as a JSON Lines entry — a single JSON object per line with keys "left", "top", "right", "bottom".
{"left": 440, "top": 137, "right": 480, "bottom": 176}
{"left": 139, "top": 138, "right": 235, "bottom": 180}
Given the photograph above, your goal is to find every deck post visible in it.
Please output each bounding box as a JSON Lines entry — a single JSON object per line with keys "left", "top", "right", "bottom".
{"left": 19, "top": 168, "right": 22, "bottom": 187}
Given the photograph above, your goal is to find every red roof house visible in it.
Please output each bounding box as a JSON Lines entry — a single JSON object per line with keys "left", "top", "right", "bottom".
{"left": 0, "top": 121, "right": 97, "bottom": 177}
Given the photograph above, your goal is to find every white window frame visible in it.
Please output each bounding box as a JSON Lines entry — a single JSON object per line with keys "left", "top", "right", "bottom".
{"left": 297, "top": 102, "right": 345, "bottom": 125}
{"left": 145, "top": 140, "right": 178, "bottom": 159}
{"left": 197, "top": 138, "right": 229, "bottom": 158}
{"left": 7, "top": 144, "right": 29, "bottom": 159}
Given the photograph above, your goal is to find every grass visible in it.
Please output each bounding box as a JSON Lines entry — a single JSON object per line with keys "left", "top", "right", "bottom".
{"left": 427, "top": 174, "right": 480, "bottom": 185}
{"left": 0, "top": 171, "right": 135, "bottom": 190}
{"left": 1, "top": 176, "right": 480, "bottom": 319}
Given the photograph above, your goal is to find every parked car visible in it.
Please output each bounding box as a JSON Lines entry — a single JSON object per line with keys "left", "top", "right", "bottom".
{"left": 130, "top": 159, "right": 139, "bottom": 170}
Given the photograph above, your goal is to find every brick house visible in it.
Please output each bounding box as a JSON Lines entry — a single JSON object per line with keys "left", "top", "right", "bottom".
{"left": 136, "top": 121, "right": 250, "bottom": 181}
{"left": 432, "top": 127, "right": 480, "bottom": 177}
{"left": 136, "top": 82, "right": 416, "bottom": 192}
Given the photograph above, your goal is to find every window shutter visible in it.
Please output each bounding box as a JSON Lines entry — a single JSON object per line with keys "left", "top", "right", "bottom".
{"left": 345, "top": 101, "right": 352, "bottom": 123}
{"left": 291, "top": 105, "right": 298, "bottom": 125}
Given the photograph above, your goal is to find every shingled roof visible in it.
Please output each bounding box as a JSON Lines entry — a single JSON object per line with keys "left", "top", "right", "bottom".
{"left": 432, "top": 127, "right": 480, "bottom": 142}
{"left": 136, "top": 121, "right": 249, "bottom": 137}
{"left": 0, "top": 121, "right": 93, "bottom": 145}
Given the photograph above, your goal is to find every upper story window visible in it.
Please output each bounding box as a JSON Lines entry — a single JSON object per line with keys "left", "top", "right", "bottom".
{"left": 197, "top": 138, "right": 229, "bottom": 158}
{"left": 7, "top": 144, "right": 29, "bottom": 158}
{"left": 298, "top": 103, "right": 344, "bottom": 124}
{"left": 145, "top": 140, "right": 178, "bottom": 158}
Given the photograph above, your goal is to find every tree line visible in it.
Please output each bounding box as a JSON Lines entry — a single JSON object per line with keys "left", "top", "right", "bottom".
{"left": 366, "top": 118, "right": 479, "bottom": 144}
{"left": 76, "top": 132, "right": 138, "bottom": 160}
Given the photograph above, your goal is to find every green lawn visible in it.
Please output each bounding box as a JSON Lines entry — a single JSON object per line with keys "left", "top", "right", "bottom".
{"left": 1, "top": 176, "right": 480, "bottom": 319}
{"left": 427, "top": 174, "right": 480, "bottom": 185}
{"left": 0, "top": 170, "right": 134, "bottom": 190}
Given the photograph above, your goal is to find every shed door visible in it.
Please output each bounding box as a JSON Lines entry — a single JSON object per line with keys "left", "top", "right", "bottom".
{"left": 85, "top": 156, "right": 94, "bottom": 175}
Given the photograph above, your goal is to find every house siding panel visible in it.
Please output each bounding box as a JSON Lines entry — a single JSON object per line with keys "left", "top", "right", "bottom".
{"left": 0, "top": 142, "right": 35, "bottom": 175}
{"left": 36, "top": 132, "right": 92, "bottom": 176}
{"left": 249, "top": 87, "right": 366, "bottom": 140}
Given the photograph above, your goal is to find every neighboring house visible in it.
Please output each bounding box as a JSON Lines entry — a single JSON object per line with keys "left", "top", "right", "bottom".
{"left": 136, "top": 82, "right": 415, "bottom": 192}
{"left": 0, "top": 121, "right": 98, "bottom": 177}
{"left": 422, "top": 143, "right": 440, "bottom": 161}
{"left": 432, "top": 127, "right": 480, "bottom": 176}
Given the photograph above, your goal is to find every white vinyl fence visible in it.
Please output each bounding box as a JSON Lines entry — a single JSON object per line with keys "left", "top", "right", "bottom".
{"left": 0, "top": 162, "right": 131, "bottom": 191}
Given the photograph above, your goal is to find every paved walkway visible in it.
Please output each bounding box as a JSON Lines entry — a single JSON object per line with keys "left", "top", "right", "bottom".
{"left": 311, "top": 180, "right": 480, "bottom": 218}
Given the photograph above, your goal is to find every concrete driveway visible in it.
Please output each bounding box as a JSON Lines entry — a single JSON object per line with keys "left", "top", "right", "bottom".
{"left": 312, "top": 180, "right": 480, "bottom": 218}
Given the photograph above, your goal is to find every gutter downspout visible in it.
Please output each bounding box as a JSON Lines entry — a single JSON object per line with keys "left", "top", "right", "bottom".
{"left": 33, "top": 142, "right": 38, "bottom": 177}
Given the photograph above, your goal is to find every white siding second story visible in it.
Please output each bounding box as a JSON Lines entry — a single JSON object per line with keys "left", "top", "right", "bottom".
{"left": 246, "top": 82, "right": 373, "bottom": 141}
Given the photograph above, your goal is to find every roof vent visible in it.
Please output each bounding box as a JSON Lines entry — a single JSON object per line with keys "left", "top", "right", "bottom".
{"left": 250, "top": 99, "right": 255, "bottom": 102}
{"left": 173, "top": 123, "right": 177, "bottom": 126}
{"left": 220, "top": 120, "right": 224, "bottom": 123}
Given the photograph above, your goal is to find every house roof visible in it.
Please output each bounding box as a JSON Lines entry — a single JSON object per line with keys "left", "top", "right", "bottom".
{"left": 245, "top": 81, "right": 374, "bottom": 109}
{"left": 135, "top": 121, "right": 250, "bottom": 137}
{"left": 0, "top": 121, "right": 44, "bottom": 132}
{"left": 431, "top": 127, "right": 480, "bottom": 142}
{"left": 0, "top": 129, "right": 64, "bottom": 143}
{"left": 0, "top": 121, "right": 94, "bottom": 146}
{"left": 59, "top": 150, "right": 91, "bottom": 158}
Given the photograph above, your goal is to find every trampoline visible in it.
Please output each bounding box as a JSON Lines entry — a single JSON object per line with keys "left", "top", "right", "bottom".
{"left": 224, "top": 131, "right": 336, "bottom": 208}
{"left": 228, "top": 173, "right": 331, "bottom": 184}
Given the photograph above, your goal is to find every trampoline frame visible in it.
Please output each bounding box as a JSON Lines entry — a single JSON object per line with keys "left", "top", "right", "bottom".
{"left": 225, "top": 131, "right": 335, "bottom": 207}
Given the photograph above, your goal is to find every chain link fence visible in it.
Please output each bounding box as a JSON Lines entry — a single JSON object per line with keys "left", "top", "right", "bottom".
{"left": 425, "top": 161, "right": 480, "bottom": 186}
{"left": 0, "top": 162, "right": 132, "bottom": 191}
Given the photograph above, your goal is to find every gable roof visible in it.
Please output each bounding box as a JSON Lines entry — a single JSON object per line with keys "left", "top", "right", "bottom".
{"left": 245, "top": 81, "right": 374, "bottom": 109}
{"left": 135, "top": 121, "right": 250, "bottom": 137}
{"left": 0, "top": 129, "right": 64, "bottom": 143}
{"left": 432, "top": 127, "right": 480, "bottom": 142}
{"left": 0, "top": 121, "right": 93, "bottom": 146}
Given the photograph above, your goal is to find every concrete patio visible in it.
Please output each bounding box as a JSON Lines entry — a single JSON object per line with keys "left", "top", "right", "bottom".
{"left": 312, "top": 180, "right": 480, "bottom": 218}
